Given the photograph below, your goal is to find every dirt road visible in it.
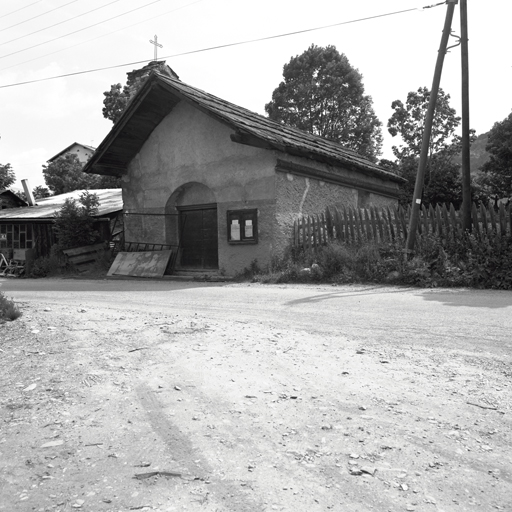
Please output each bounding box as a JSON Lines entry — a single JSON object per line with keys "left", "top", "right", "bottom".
{"left": 1, "top": 279, "right": 511, "bottom": 512}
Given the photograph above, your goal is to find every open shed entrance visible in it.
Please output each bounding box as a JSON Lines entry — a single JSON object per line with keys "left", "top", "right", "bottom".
{"left": 178, "top": 204, "right": 218, "bottom": 269}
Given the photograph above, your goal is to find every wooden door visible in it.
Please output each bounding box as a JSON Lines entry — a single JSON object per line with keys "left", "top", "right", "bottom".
{"left": 179, "top": 207, "right": 218, "bottom": 269}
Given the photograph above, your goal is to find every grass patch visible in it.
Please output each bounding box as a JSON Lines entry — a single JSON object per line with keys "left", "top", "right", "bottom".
{"left": 249, "top": 233, "right": 512, "bottom": 290}
{"left": 0, "top": 291, "right": 22, "bottom": 322}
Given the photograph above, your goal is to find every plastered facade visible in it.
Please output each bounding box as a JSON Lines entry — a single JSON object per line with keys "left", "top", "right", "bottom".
{"left": 121, "top": 101, "right": 399, "bottom": 276}
{"left": 122, "top": 101, "right": 278, "bottom": 275}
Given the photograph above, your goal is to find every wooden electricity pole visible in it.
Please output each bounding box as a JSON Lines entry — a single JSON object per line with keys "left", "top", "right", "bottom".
{"left": 405, "top": 0, "right": 458, "bottom": 253}
{"left": 460, "top": 0, "right": 472, "bottom": 231}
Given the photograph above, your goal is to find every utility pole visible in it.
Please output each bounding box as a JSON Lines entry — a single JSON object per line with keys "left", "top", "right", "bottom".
{"left": 405, "top": 0, "right": 458, "bottom": 253}
{"left": 460, "top": 0, "right": 472, "bottom": 231}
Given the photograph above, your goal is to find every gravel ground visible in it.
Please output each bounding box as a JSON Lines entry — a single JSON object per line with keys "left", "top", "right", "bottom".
{"left": 0, "top": 280, "right": 511, "bottom": 512}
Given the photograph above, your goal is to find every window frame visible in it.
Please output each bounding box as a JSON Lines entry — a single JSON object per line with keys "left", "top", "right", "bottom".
{"left": 227, "top": 209, "right": 258, "bottom": 244}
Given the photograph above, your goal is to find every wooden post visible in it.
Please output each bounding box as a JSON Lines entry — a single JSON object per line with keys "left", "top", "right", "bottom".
{"left": 460, "top": 0, "right": 472, "bottom": 231}
{"left": 406, "top": 0, "right": 458, "bottom": 252}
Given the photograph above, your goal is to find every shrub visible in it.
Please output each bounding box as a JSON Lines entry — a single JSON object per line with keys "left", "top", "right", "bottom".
{"left": 54, "top": 191, "right": 100, "bottom": 250}
{"left": 251, "top": 231, "right": 512, "bottom": 290}
{"left": 0, "top": 292, "right": 21, "bottom": 321}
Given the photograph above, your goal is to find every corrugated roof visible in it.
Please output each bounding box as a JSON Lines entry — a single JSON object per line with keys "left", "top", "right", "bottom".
{"left": 0, "top": 189, "right": 122, "bottom": 221}
{"left": 84, "top": 73, "right": 404, "bottom": 184}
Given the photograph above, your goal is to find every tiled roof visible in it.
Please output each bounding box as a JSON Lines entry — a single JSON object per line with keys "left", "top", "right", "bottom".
{"left": 156, "top": 74, "right": 401, "bottom": 181}
{"left": 84, "top": 72, "right": 404, "bottom": 184}
{"left": 0, "top": 189, "right": 122, "bottom": 220}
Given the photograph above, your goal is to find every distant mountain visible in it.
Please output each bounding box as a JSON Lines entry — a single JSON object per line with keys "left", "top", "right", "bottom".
{"left": 452, "top": 132, "right": 490, "bottom": 175}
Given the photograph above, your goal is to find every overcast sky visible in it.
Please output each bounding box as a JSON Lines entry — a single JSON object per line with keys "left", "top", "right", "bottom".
{"left": 1, "top": 0, "right": 511, "bottom": 190}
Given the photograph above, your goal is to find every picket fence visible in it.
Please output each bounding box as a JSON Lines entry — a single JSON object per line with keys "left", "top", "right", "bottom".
{"left": 293, "top": 202, "right": 512, "bottom": 249}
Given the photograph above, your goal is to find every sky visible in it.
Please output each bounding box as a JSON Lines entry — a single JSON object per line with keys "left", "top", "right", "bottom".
{"left": 0, "top": 0, "right": 511, "bottom": 191}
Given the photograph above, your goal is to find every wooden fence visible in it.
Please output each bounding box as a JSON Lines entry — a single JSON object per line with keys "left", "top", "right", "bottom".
{"left": 293, "top": 202, "right": 512, "bottom": 250}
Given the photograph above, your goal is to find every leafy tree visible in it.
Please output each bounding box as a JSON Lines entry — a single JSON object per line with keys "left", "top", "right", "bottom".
{"left": 387, "top": 87, "right": 477, "bottom": 207}
{"left": 43, "top": 154, "right": 100, "bottom": 195}
{"left": 42, "top": 154, "right": 120, "bottom": 195}
{"left": 32, "top": 186, "right": 51, "bottom": 199}
{"left": 265, "top": 45, "right": 383, "bottom": 161}
{"left": 0, "top": 163, "right": 15, "bottom": 190}
{"left": 478, "top": 112, "right": 512, "bottom": 197}
{"left": 388, "top": 87, "right": 461, "bottom": 161}
{"left": 103, "top": 61, "right": 179, "bottom": 124}
{"left": 54, "top": 191, "right": 100, "bottom": 249}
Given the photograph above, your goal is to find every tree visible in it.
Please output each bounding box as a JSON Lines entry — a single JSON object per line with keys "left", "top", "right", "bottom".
{"left": 387, "top": 87, "right": 476, "bottom": 207}
{"left": 265, "top": 45, "right": 383, "bottom": 161}
{"left": 0, "top": 163, "right": 15, "bottom": 190}
{"left": 32, "top": 186, "right": 52, "bottom": 199}
{"left": 42, "top": 154, "right": 120, "bottom": 195}
{"left": 478, "top": 112, "right": 512, "bottom": 197}
{"left": 42, "top": 154, "right": 100, "bottom": 195}
{"left": 103, "top": 61, "right": 179, "bottom": 124}
{"left": 54, "top": 191, "right": 100, "bottom": 249}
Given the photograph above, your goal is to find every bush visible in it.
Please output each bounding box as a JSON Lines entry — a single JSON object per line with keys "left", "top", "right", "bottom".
{"left": 0, "top": 292, "right": 21, "bottom": 321}
{"left": 54, "top": 191, "right": 100, "bottom": 250}
{"left": 28, "top": 247, "right": 66, "bottom": 278}
{"left": 251, "top": 232, "right": 512, "bottom": 290}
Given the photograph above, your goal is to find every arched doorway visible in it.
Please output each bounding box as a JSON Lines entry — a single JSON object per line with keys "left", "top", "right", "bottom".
{"left": 165, "top": 183, "right": 218, "bottom": 269}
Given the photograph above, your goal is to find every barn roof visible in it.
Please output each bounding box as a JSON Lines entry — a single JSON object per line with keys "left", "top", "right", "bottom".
{"left": 0, "top": 189, "right": 122, "bottom": 221}
{"left": 0, "top": 189, "right": 28, "bottom": 207}
{"left": 84, "top": 72, "right": 404, "bottom": 184}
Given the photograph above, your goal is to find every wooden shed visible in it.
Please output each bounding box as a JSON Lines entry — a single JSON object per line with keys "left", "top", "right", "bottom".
{"left": 0, "top": 189, "right": 122, "bottom": 260}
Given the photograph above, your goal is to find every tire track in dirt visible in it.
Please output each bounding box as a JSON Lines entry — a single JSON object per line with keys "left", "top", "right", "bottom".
{"left": 136, "top": 383, "right": 266, "bottom": 512}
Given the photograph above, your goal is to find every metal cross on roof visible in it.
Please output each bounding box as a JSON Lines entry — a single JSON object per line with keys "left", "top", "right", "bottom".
{"left": 149, "top": 35, "right": 163, "bottom": 60}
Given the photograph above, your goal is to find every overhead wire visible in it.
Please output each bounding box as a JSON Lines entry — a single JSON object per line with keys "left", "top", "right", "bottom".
{"left": 2, "top": 0, "right": 81, "bottom": 32}
{"left": 1, "top": 0, "right": 121, "bottom": 47}
{"left": 0, "top": 1, "right": 43, "bottom": 20}
{"left": 0, "top": 0, "right": 164, "bottom": 60}
{"left": 0, "top": 0, "right": 206, "bottom": 72}
{"left": 0, "top": 2, "right": 446, "bottom": 90}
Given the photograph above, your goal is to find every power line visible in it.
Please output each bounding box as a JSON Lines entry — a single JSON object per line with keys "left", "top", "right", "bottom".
{"left": 0, "top": 1, "right": 43, "bottom": 20}
{"left": 2, "top": 0, "right": 81, "bottom": 32}
{"left": 1, "top": 0, "right": 121, "bottom": 47}
{"left": 0, "top": 0, "right": 164, "bottom": 60}
{"left": 0, "top": 3, "right": 445, "bottom": 90}
{"left": 0, "top": 0, "right": 206, "bottom": 72}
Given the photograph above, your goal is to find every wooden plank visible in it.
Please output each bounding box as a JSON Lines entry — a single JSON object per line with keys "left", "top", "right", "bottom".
{"left": 107, "top": 250, "right": 172, "bottom": 278}
{"left": 386, "top": 207, "right": 396, "bottom": 241}
{"left": 334, "top": 207, "right": 343, "bottom": 242}
{"left": 348, "top": 207, "right": 356, "bottom": 244}
{"left": 325, "top": 208, "right": 334, "bottom": 239}
{"left": 62, "top": 243, "right": 106, "bottom": 257}
{"left": 293, "top": 220, "right": 299, "bottom": 247}
{"left": 480, "top": 204, "right": 489, "bottom": 236}
{"left": 449, "top": 203, "right": 459, "bottom": 237}
{"left": 311, "top": 216, "right": 318, "bottom": 249}
{"left": 488, "top": 203, "right": 497, "bottom": 234}
{"left": 397, "top": 206, "right": 407, "bottom": 240}
{"left": 374, "top": 207, "right": 384, "bottom": 242}
{"left": 508, "top": 203, "right": 512, "bottom": 237}
{"left": 353, "top": 207, "right": 363, "bottom": 243}
{"left": 499, "top": 202, "right": 507, "bottom": 236}
{"left": 471, "top": 202, "right": 481, "bottom": 239}
{"left": 306, "top": 216, "right": 312, "bottom": 250}
{"left": 320, "top": 213, "right": 327, "bottom": 245}
{"left": 442, "top": 204, "right": 451, "bottom": 239}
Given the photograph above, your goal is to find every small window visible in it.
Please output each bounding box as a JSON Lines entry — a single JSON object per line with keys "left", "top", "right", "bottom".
{"left": 227, "top": 209, "right": 258, "bottom": 244}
